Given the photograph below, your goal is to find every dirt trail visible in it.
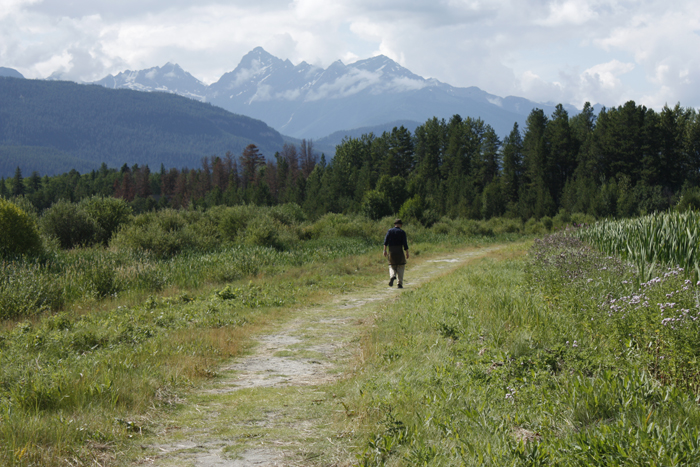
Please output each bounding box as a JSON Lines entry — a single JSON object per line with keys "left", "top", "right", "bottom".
{"left": 135, "top": 246, "right": 502, "bottom": 467}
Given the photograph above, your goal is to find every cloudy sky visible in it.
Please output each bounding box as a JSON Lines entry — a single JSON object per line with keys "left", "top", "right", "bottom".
{"left": 2, "top": 0, "right": 699, "bottom": 110}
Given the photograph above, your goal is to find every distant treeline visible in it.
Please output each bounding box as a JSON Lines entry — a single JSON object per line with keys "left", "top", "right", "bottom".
{"left": 4, "top": 100, "right": 700, "bottom": 222}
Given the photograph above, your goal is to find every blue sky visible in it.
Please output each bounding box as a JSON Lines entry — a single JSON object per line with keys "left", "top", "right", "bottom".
{"left": 2, "top": 0, "right": 699, "bottom": 110}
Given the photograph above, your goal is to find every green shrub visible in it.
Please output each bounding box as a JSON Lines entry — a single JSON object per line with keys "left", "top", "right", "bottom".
{"left": 398, "top": 196, "right": 423, "bottom": 224}
{"left": 540, "top": 215, "right": 553, "bottom": 231}
{"left": 7, "top": 196, "right": 38, "bottom": 222}
{"left": 111, "top": 221, "right": 191, "bottom": 258}
{"left": 570, "top": 212, "right": 596, "bottom": 226}
{"left": 552, "top": 209, "right": 571, "bottom": 230}
{"left": 485, "top": 217, "right": 522, "bottom": 234}
{"left": 110, "top": 209, "right": 220, "bottom": 257}
{"left": 676, "top": 188, "right": 700, "bottom": 212}
{"left": 524, "top": 217, "right": 547, "bottom": 235}
{"left": 243, "top": 215, "right": 282, "bottom": 249}
{"left": 79, "top": 196, "right": 132, "bottom": 244}
{"left": 151, "top": 208, "right": 187, "bottom": 232}
{"left": 431, "top": 220, "right": 452, "bottom": 235}
{"left": 219, "top": 205, "right": 256, "bottom": 241}
{"left": 269, "top": 203, "right": 307, "bottom": 225}
{"left": 0, "top": 198, "right": 42, "bottom": 257}
{"left": 361, "top": 190, "right": 393, "bottom": 220}
{"left": 40, "top": 200, "right": 101, "bottom": 249}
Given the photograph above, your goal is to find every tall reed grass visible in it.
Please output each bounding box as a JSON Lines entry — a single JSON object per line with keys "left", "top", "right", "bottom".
{"left": 577, "top": 211, "right": 700, "bottom": 282}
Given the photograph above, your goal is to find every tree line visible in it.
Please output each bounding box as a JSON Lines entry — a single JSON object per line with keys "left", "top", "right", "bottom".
{"left": 4, "top": 101, "right": 700, "bottom": 224}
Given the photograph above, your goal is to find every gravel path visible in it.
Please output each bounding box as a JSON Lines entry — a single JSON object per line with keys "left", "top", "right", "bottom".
{"left": 135, "top": 246, "right": 502, "bottom": 466}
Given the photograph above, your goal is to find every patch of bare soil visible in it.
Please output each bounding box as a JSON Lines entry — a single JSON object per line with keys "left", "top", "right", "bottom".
{"left": 135, "top": 246, "right": 502, "bottom": 467}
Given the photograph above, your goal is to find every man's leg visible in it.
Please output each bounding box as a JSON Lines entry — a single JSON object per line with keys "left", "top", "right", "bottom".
{"left": 389, "top": 265, "right": 397, "bottom": 286}
{"left": 396, "top": 264, "right": 405, "bottom": 286}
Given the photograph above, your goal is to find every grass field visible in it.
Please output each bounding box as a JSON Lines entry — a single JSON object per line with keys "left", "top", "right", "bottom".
{"left": 6, "top": 204, "right": 698, "bottom": 465}
{"left": 0, "top": 209, "right": 522, "bottom": 466}
{"left": 342, "top": 235, "right": 700, "bottom": 465}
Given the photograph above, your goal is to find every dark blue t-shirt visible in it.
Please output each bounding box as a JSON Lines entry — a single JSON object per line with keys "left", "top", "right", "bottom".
{"left": 384, "top": 227, "right": 408, "bottom": 250}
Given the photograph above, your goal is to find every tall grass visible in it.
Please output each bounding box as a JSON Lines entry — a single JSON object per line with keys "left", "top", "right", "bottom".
{"left": 343, "top": 239, "right": 700, "bottom": 466}
{"left": 577, "top": 211, "right": 700, "bottom": 281}
{"left": 0, "top": 206, "right": 526, "bottom": 465}
{"left": 1, "top": 209, "right": 532, "bottom": 321}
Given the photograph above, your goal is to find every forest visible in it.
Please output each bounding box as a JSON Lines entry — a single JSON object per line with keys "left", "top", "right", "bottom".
{"left": 0, "top": 77, "right": 285, "bottom": 176}
{"left": 4, "top": 100, "right": 700, "bottom": 225}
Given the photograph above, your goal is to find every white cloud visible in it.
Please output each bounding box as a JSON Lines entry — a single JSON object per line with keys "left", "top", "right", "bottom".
{"left": 2, "top": 0, "right": 700, "bottom": 109}
{"left": 583, "top": 60, "right": 635, "bottom": 89}
{"left": 387, "top": 76, "right": 427, "bottom": 92}
{"left": 305, "top": 68, "right": 382, "bottom": 101}
{"left": 537, "top": 0, "right": 597, "bottom": 27}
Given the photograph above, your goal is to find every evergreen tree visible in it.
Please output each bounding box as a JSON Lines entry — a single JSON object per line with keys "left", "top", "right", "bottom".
{"left": 27, "top": 171, "right": 42, "bottom": 193}
{"left": 545, "top": 104, "right": 577, "bottom": 205}
{"left": 11, "top": 167, "right": 24, "bottom": 197}
{"left": 385, "top": 126, "right": 414, "bottom": 178}
{"left": 686, "top": 110, "right": 700, "bottom": 185}
{"left": 501, "top": 123, "right": 524, "bottom": 206}
{"left": 240, "top": 144, "right": 265, "bottom": 190}
{"left": 520, "top": 109, "right": 553, "bottom": 218}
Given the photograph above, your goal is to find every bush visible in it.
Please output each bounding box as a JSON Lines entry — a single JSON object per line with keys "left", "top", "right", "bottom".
{"left": 110, "top": 209, "right": 221, "bottom": 257}
{"left": 79, "top": 196, "right": 132, "bottom": 244}
{"left": 243, "top": 215, "right": 282, "bottom": 249}
{"left": 40, "top": 200, "right": 102, "bottom": 249}
{"left": 361, "top": 190, "right": 393, "bottom": 220}
{"left": 219, "top": 205, "right": 256, "bottom": 241}
{"left": 111, "top": 222, "right": 190, "bottom": 258}
{"left": 269, "top": 203, "right": 307, "bottom": 225}
{"left": 676, "top": 188, "right": 700, "bottom": 213}
{"left": 0, "top": 198, "right": 42, "bottom": 258}
{"left": 485, "top": 217, "right": 522, "bottom": 234}
{"left": 540, "top": 215, "right": 553, "bottom": 231}
{"left": 524, "top": 218, "right": 547, "bottom": 235}
{"left": 398, "top": 196, "right": 423, "bottom": 224}
{"left": 570, "top": 212, "right": 596, "bottom": 226}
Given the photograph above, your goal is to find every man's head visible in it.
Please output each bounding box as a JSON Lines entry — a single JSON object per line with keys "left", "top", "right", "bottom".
{"left": 394, "top": 219, "right": 403, "bottom": 227}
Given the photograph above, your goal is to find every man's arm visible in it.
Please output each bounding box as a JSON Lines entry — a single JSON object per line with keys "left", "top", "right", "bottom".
{"left": 402, "top": 231, "right": 409, "bottom": 258}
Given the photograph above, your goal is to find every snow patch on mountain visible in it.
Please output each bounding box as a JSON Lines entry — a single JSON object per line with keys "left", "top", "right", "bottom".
{"left": 91, "top": 47, "right": 586, "bottom": 139}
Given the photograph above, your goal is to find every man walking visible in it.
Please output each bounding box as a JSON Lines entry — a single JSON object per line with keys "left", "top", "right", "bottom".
{"left": 383, "top": 218, "right": 409, "bottom": 288}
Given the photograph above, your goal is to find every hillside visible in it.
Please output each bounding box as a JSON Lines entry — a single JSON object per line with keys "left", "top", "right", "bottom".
{"left": 0, "top": 77, "right": 286, "bottom": 177}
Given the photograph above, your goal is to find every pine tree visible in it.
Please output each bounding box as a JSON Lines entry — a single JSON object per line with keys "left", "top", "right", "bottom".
{"left": 545, "top": 104, "right": 576, "bottom": 205}
{"left": 520, "top": 109, "right": 553, "bottom": 218}
{"left": 11, "top": 167, "right": 25, "bottom": 197}
{"left": 240, "top": 144, "right": 265, "bottom": 189}
{"left": 501, "top": 123, "right": 524, "bottom": 205}
{"left": 28, "top": 171, "right": 42, "bottom": 193}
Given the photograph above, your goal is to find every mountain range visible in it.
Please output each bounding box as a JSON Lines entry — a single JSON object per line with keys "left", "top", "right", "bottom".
{"left": 92, "top": 47, "right": 583, "bottom": 139}
{"left": 0, "top": 77, "right": 285, "bottom": 177}
{"left": 0, "top": 48, "right": 594, "bottom": 178}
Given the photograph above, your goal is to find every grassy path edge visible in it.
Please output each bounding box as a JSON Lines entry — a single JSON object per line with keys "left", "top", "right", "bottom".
{"left": 130, "top": 243, "right": 516, "bottom": 466}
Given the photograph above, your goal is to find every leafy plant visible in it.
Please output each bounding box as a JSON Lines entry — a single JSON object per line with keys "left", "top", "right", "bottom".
{"left": 0, "top": 198, "right": 42, "bottom": 257}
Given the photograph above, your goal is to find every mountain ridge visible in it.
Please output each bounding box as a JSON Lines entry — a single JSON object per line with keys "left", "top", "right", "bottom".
{"left": 0, "top": 77, "right": 288, "bottom": 177}
{"left": 91, "top": 47, "right": 586, "bottom": 139}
